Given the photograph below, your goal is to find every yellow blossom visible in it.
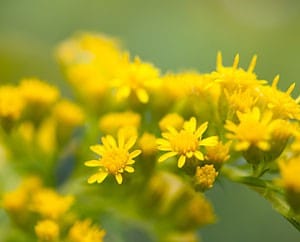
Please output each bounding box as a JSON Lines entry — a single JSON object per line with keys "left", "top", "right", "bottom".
{"left": 35, "top": 220, "right": 59, "bottom": 242}
{"left": 19, "top": 78, "right": 59, "bottom": 106}
{"left": 157, "top": 117, "right": 218, "bottom": 168}
{"left": 225, "top": 107, "right": 274, "bottom": 151}
{"left": 194, "top": 165, "right": 218, "bottom": 190}
{"left": 31, "top": 188, "right": 74, "bottom": 219}
{"left": 205, "top": 141, "right": 231, "bottom": 165}
{"left": 159, "top": 113, "right": 184, "bottom": 131}
{"left": 85, "top": 130, "right": 142, "bottom": 184}
{"left": 211, "top": 52, "right": 266, "bottom": 92}
{"left": 68, "top": 219, "right": 105, "bottom": 242}
{"left": 138, "top": 132, "right": 157, "bottom": 155}
{"left": 279, "top": 157, "right": 300, "bottom": 193}
{"left": 258, "top": 75, "right": 300, "bottom": 120}
{"left": 112, "top": 56, "right": 160, "bottom": 103}
{"left": 279, "top": 157, "right": 300, "bottom": 212}
{"left": 0, "top": 85, "right": 24, "bottom": 120}
{"left": 53, "top": 100, "right": 85, "bottom": 127}
{"left": 99, "top": 111, "right": 141, "bottom": 134}
{"left": 2, "top": 176, "right": 42, "bottom": 214}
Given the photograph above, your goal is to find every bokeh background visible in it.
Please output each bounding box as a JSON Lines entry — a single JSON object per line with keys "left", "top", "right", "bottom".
{"left": 0, "top": 0, "right": 300, "bottom": 241}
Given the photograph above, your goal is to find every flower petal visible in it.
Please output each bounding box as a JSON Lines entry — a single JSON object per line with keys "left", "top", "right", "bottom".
{"left": 177, "top": 155, "right": 186, "bottom": 168}
{"left": 115, "top": 173, "right": 123, "bottom": 184}
{"left": 125, "top": 166, "right": 135, "bottom": 173}
{"left": 199, "top": 136, "right": 218, "bottom": 146}
{"left": 85, "top": 160, "right": 102, "bottom": 167}
{"left": 88, "top": 172, "right": 108, "bottom": 184}
{"left": 90, "top": 145, "right": 104, "bottom": 155}
{"left": 158, "top": 151, "right": 178, "bottom": 162}
{"left": 129, "top": 149, "right": 142, "bottom": 159}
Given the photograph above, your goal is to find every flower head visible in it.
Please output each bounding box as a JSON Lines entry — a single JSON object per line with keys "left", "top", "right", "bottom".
{"left": 225, "top": 107, "right": 274, "bottom": 151}
{"left": 31, "top": 188, "right": 74, "bottom": 219}
{"left": 211, "top": 52, "right": 266, "bottom": 92}
{"left": 68, "top": 219, "right": 105, "bottom": 242}
{"left": 258, "top": 75, "right": 300, "bottom": 120}
{"left": 157, "top": 117, "right": 218, "bottom": 168}
{"left": 35, "top": 220, "right": 60, "bottom": 242}
{"left": 85, "top": 130, "right": 141, "bottom": 184}
{"left": 159, "top": 113, "right": 184, "bottom": 131}
{"left": 194, "top": 165, "right": 218, "bottom": 190}
{"left": 112, "top": 56, "right": 160, "bottom": 103}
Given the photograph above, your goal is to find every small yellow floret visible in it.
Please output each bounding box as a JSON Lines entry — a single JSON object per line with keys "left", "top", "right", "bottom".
{"left": 195, "top": 165, "right": 218, "bottom": 190}
{"left": 279, "top": 157, "right": 300, "bottom": 193}
{"left": 157, "top": 117, "right": 218, "bottom": 168}
{"left": 159, "top": 113, "right": 184, "bottom": 131}
{"left": 35, "top": 220, "right": 59, "bottom": 242}
{"left": 68, "top": 219, "right": 105, "bottom": 242}
{"left": 138, "top": 132, "right": 157, "bottom": 155}
{"left": 53, "top": 100, "right": 85, "bottom": 126}
{"left": 31, "top": 188, "right": 74, "bottom": 219}
{"left": 85, "top": 130, "right": 141, "bottom": 184}
{"left": 112, "top": 56, "right": 160, "bottom": 103}
{"left": 99, "top": 111, "right": 141, "bottom": 134}
{"left": 225, "top": 107, "right": 273, "bottom": 151}
{"left": 0, "top": 85, "right": 24, "bottom": 120}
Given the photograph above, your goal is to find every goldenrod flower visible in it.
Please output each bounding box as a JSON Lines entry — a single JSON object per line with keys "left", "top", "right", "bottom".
{"left": 112, "top": 56, "right": 160, "bottom": 103}
{"left": 194, "top": 165, "right": 218, "bottom": 190}
{"left": 99, "top": 111, "right": 141, "bottom": 134}
{"left": 68, "top": 219, "right": 105, "bottom": 242}
{"left": 0, "top": 85, "right": 24, "bottom": 120}
{"left": 159, "top": 113, "right": 184, "bottom": 131}
{"left": 258, "top": 75, "right": 300, "bottom": 120}
{"left": 205, "top": 141, "right": 231, "bottom": 165}
{"left": 279, "top": 157, "right": 300, "bottom": 212}
{"left": 85, "top": 130, "right": 141, "bottom": 184}
{"left": 53, "top": 100, "right": 85, "bottom": 127}
{"left": 138, "top": 132, "right": 157, "bottom": 155}
{"left": 211, "top": 52, "right": 266, "bottom": 92}
{"left": 157, "top": 117, "right": 218, "bottom": 168}
{"left": 31, "top": 188, "right": 74, "bottom": 219}
{"left": 35, "top": 220, "right": 59, "bottom": 242}
{"left": 225, "top": 107, "right": 273, "bottom": 151}
{"left": 19, "top": 78, "right": 59, "bottom": 106}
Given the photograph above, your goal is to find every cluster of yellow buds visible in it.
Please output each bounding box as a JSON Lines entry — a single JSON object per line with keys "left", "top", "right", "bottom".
{"left": 1, "top": 32, "right": 300, "bottom": 242}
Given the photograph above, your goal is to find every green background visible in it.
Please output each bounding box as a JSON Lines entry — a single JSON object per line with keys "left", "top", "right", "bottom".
{"left": 1, "top": 0, "right": 300, "bottom": 241}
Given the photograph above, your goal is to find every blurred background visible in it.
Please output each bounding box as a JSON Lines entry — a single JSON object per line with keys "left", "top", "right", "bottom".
{"left": 0, "top": 0, "right": 300, "bottom": 241}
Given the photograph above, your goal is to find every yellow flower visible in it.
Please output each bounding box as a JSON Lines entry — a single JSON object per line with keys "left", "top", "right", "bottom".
{"left": 138, "top": 132, "right": 157, "bottom": 155}
{"left": 68, "top": 219, "right": 105, "bottom": 242}
{"left": 157, "top": 117, "right": 218, "bottom": 168}
{"left": 85, "top": 130, "right": 142, "bottom": 184}
{"left": 0, "top": 85, "right": 24, "bottom": 120}
{"left": 53, "top": 100, "right": 85, "bottom": 127}
{"left": 279, "top": 157, "right": 300, "bottom": 212}
{"left": 225, "top": 107, "right": 273, "bottom": 151}
{"left": 279, "top": 157, "right": 300, "bottom": 193}
{"left": 258, "top": 75, "right": 300, "bottom": 120}
{"left": 56, "top": 33, "right": 124, "bottom": 102}
{"left": 3, "top": 176, "right": 42, "bottom": 214}
{"left": 194, "top": 165, "right": 218, "bottom": 190}
{"left": 31, "top": 188, "right": 74, "bottom": 219}
{"left": 205, "top": 141, "right": 231, "bottom": 165}
{"left": 35, "top": 220, "right": 59, "bottom": 242}
{"left": 211, "top": 52, "right": 266, "bottom": 92}
{"left": 19, "top": 78, "right": 59, "bottom": 106}
{"left": 99, "top": 111, "right": 141, "bottom": 134}
{"left": 112, "top": 56, "right": 160, "bottom": 103}
{"left": 159, "top": 113, "right": 184, "bottom": 131}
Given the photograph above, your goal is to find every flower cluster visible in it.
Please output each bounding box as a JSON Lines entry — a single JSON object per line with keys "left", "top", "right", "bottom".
{"left": 1, "top": 32, "right": 300, "bottom": 242}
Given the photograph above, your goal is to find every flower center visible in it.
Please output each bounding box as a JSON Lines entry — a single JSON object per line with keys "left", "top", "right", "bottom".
{"left": 102, "top": 148, "right": 129, "bottom": 174}
{"left": 170, "top": 131, "right": 198, "bottom": 154}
